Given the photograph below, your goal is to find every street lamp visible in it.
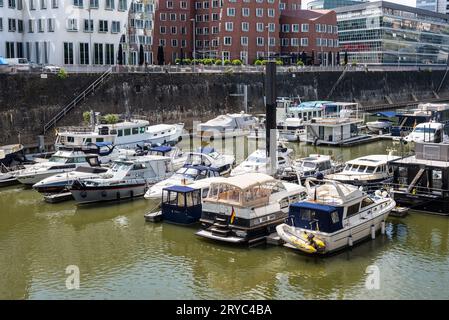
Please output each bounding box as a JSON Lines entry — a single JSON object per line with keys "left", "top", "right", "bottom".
{"left": 190, "top": 18, "right": 196, "bottom": 72}
{"left": 265, "top": 25, "right": 270, "bottom": 61}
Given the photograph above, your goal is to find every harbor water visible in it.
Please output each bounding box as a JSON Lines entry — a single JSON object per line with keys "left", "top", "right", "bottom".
{"left": 1, "top": 138, "right": 449, "bottom": 299}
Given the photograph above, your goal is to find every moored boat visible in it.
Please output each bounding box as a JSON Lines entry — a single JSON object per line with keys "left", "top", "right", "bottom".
{"left": 276, "top": 178, "right": 395, "bottom": 254}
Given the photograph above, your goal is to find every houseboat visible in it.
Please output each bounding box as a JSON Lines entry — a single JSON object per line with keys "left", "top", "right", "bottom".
{"left": 196, "top": 173, "right": 308, "bottom": 245}
{"left": 276, "top": 178, "right": 395, "bottom": 254}
{"left": 305, "top": 117, "right": 367, "bottom": 146}
{"left": 325, "top": 154, "right": 400, "bottom": 187}
{"left": 388, "top": 142, "right": 449, "bottom": 215}
{"left": 403, "top": 122, "right": 448, "bottom": 144}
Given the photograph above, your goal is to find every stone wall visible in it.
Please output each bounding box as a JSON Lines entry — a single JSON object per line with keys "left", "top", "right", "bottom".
{"left": 0, "top": 69, "right": 447, "bottom": 146}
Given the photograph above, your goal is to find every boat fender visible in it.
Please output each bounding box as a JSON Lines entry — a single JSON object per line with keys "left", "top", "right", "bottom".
{"left": 371, "top": 225, "right": 376, "bottom": 240}
{"left": 101, "top": 190, "right": 107, "bottom": 197}
{"left": 348, "top": 235, "right": 353, "bottom": 247}
{"left": 381, "top": 221, "right": 386, "bottom": 235}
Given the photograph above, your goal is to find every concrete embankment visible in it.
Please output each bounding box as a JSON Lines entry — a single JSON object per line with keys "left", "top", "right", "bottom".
{"left": 0, "top": 69, "right": 448, "bottom": 146}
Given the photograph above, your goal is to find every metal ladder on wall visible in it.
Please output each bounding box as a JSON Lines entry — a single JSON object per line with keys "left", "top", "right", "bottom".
{"left": 42, "top": 66, "right": 113, "bottom": 134}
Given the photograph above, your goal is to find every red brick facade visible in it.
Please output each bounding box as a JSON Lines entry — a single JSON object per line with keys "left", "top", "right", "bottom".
{"left": 151, "top": 0, "right": 339, "bottom": 65}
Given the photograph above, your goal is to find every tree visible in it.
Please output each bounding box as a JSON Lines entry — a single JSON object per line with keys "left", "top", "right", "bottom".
{"left": 139, "top": 44, "right": 145, "bottom": 66}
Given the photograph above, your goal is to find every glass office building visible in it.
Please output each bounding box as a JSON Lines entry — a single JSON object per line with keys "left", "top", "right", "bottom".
{"left": 335, "top": 1, "right": 449, "bottom": 65}
{"left": 416, "top": 0, "right": 438, "bottom": 12}
{"left": 308, "top": 0, "right": 367, "bottom": 10}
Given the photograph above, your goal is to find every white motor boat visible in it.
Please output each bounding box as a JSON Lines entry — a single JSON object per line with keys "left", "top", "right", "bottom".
{"left": 184, "top": 147, "right": 235, "bottom": 175}
{"left": 144, "top": 165, "right": 221, "bottom": 200}
{"left": 0, "top": 144, "right": 25, "bottom": 167}
{"left": 325, "top": 154, "right": 400, "bottom": 186}
{"left": 196, "top": 112, "right": 258, "bottom": 139}
{"left": 15, "top": 150, "right": 101, "bottom": 185}
{"left": 366, "top": 119, "right": 393, "bottom": 132}
{"left": 33, "top": 166, "right": 108, "bottom": 194}
{"left": 69, "top": 155, "right": 174, "bottom": 204}
{"left": 277, "top": 118, "right": 306, "bottom": 142}
{"left": 276, "top": 178, "right": 395, "bottom": 254}
{"left": 277, "top": 154, "right": 343, "bottom": 183}
{"left": 55, "top": 116, "right": 184, "bottom": 150}
{"left": 230, "top": 144, "right": 292, "bottom": 177}
{"left": 403, "top": 122, "right": 448, "bottom": 143}
{"left": 196, "top": 173, "right": 308, "bottom": 244}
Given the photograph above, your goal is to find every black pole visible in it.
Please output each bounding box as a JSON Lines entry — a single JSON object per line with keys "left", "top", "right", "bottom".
{"left": 265, "top": 61, "right": 277, "bottom": 173}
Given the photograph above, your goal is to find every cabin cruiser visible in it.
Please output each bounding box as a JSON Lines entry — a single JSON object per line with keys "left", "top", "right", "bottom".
{"left": 403, "top": 122, "right": 448, "bottom": 144}
{"left": 134, "top": 145, "right": 187, "bottom": 171}
{"left": 366, "top": 119, "right": 393, "bottom": 133}
{"left": 277, "top": 118, "right": 306, "bottom": 142}
{"left": 33, "top": 166, "right": 108, "bottom": 194}
{"left": 196, "top": 173, "right": 308, "bottom": 245}
{"left": 326, "top": 154, "right": 400, "bottom": 187}
{"left": 0, "top": 144, "right": 25, "bottom": 167}
{"left": 15, "top": 150, "right": 100, "bottom": 185}
{"left": 144, "top": 165, "right": 221, "bottom": 200}
{"left": 230, "top": 144, "right": 292, "bottom": 176}
{"left": 276, "top": 178, "right": 395, "bottom": 254}
{"left": 144, "top": 177, "right": 222, "bottom": 224}
{"left": 55, "top": 116, "right": 184, "bottom": 149}
{"left": 184, "top": 147, "right": 235, "bottom": 175}
{"left": 388, "top": 142, "right": 449, "bottom": 215}
{"left": 69, "top": 155, "right": 174, "bottom": 204}
{"left": 196, "top": 112, "right": 258, "bottom": 139}
{"left": 277, "top": 154, "right": 343, "bottom": 183}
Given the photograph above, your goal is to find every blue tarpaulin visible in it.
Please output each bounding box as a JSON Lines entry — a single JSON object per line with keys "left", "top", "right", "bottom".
{"left": 372, "top": 111, "right": 396, "bottom": 118}
{"left": 150, "top": 146, "right": 172, "bottom": 153}
{"left": 164, "top": 185, "right": 196, "bottom": 193}
{"left": 0, "top": 57, "right": 8, "bottom": 65}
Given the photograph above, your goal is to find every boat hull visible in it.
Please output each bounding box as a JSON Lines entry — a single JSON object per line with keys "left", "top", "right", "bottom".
{"left": 392, "top": 191, "right": 449, "bottom": 215}
{"left": 70, "top": 184, "right": 147, "bottom": 204}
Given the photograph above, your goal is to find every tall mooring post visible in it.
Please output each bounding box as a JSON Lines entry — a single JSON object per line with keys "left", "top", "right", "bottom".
{"left": 265, "top": 61, "right": 277, "bottom": 175}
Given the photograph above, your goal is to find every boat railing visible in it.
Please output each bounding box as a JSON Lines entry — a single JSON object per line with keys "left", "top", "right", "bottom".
{"left": 57, "top": 126, "right": 96, "bottom": 134}
{"left": 383, "top": 183, "right": 448, "bottom": 197}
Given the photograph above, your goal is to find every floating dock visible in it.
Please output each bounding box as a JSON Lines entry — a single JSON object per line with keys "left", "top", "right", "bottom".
{"left": 144, "top": 211, "right": 163, "bottom": 223}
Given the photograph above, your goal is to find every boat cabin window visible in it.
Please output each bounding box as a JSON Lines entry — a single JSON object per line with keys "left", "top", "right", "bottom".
{"left": 346, "top": 203, "right": 361, "bottom": 218}
{"left": 270, "top": 182, "right": 287, "bottom": 194}
{"left": 366, "top": 166, "right": 375, "bottom": 174}
{"left": 317, "top": 161, "right": 331, "bottom": 171}
{"left": 87, "top": 157, "right": 100, "bottom": 167}
{"left": 185, "top": 190, "right": 201, "bottom": 206}
{"left": 84, "top": 138, "right": 92, "bottom": 143}
{"left": 132, "top": 163, "right": 146, "bottom": 170}
{"left": 140, "top": 127, "right": 145, "bottom": 134}
{"left": 357, "top": 165, "right": 366, "bottom": 173}
{"left": 278, "top": 157, "right": 286, "bottom": 165}
{"left": 49, "top": 156, "right": 69, "bottom": 163}
{"left": 132, "top": 127, "right": 139, "bottom": 135}
{"left": 303, "top": 161, "right": 316, "bottom": 169}
{"left": 67, "top": 136, "right": 74, "bottom": 143}
{"left": 361, "top": 197, "right": 374, "bottom": 208}
{"left": 117, "top": 130, "right": 123, "bottom": 137}
{"left": 202, "top": 187, "right": 210, "bottom": 198}
{"left": 124, "top": 129, "right": 131, "bottom": 136}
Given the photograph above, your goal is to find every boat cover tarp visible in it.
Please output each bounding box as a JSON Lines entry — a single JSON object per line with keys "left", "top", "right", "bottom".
{"left": 0, "top": 57, "right": 8, "bottom": 65}
{"left": 372, "top": 111, "right": 396, "bottom": 118}
{"left": 150, "top": 146, "right": 172, "bottom": 153}
{"left": 199, "top": 147, "right": 215, "bottom": 154}
{"left": 164, "top": 185, "right": 196, "bottom": 193}
{"left": 288, "top": 201, "right": 343, "bottom": 233}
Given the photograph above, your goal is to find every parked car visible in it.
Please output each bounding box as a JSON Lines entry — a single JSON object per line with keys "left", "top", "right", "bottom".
{"left": 42, "top": 64, "right": 61, "bottom": 73}
{"left": 5, "top": 58, "right": 30, "bottom": 71}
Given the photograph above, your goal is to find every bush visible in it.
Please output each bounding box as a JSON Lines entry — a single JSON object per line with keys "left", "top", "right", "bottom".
{"left": 296, "top": 60, "right": 304, "bottom": 66}
{"left": 182, "top": 58, "right": 191, "bottom": 65}
{"left": 83, "top": 111, "right": 91, "bottom": 125}
{"left": 215, "top": 59, "right": 222, "bottom": 65}
{"left": 175, "top": 58, "right": 181, "bottom": 64}
{"left": 224, "top": 59, "right": 231, "bottom": 65}
{"left": 275, "top": 60, "right": 283, "bottom": 66}
{"left": 57, "top": 68, "right": 67, "bottom": 79}
{"left": 103, "top": 114, "right": 119, "bottom": 124}
{"left": 351, "top": 61, "right": 357, "bottom": 67}
{"left": 231, "top": 59, "right": 242, "bottom": 66}
{"left": 254, "top": 60, "right": 263, "bottom": 66}
{"left": 203, "top": 58, "right": 214, "bottom": 65}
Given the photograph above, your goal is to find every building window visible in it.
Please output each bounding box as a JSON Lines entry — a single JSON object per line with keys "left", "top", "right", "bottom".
{"left": 38, "top": 19, "right": 44, "bottom": 32}
{"left": 111, "top": 21, "right": 120, "bottom": 33}
{"left": 241, "top": 36, "right": 248, "bottom": 46}
{"left": 0, "top": 18, "right": 3, "bottom": 32}
{"left": 29, "top": 0, "right": 35, "bottom": 9}
{"left": 79, "top": 43, "right": 89, "bottom": 64}
{"left": 94, "top": 43, "right": 103, "bottom": 64}
{"left": 301, "top": 23, "right": 309, "bottom": 32}
{"left": 301, "top": 38, "right": 308, "bottom": 47}
{"left": 73, "top": 0, "right": 83, "bottom": 7}
{"left": 225, "top": 22, "right": 233, "bottom": 32}
{"left": 8, "top": 0, "right": 15, "bottom": 8}
{"left": 292, "top": 24, "right": 299, "bottom": 33}
{"left": 118, "top": 0, "right": 126, "bottom": 11}
{"left": 40, "top": 0, "right": 46, "bottom": 9}
{"left": 28, "top": 19, "right": 35, "bottom": 33}
{"left": 224, "top": 37, "right": 232, "bottom": 46}
{"left": 105, "top": 0, "right": 113, "bottom": 9}
{"left": 242, "top": 7, "right": 249, "bottom": 17}
{"left": 99, "top": 20, "right": 108, "bottom": 32}
{"left": 67, "top": 19, "right": 78, "bottom": 31}
{"left": 268, "top": 8, "right": 275, "bottom": 17}
{"left": 105, "top": 43, "right": 114, "bottom": 64}
{"left": 84, "top": 19, "right": 93, "bottom": 32}
{"left": 64, "top": 42, "right": 74, "bottom": 64}
{"left": 227, "top": 7, "right": 235, "bottom": 16}
{"left": 242, "top": 22, "right": 249, "bottom": 32}
{"left": 291, "top": 38, "right": 299, "bottom": 47}
{"left": 257, "top": 37, "right": 264, "bottom": 46}
{"left": 256, "top": 8, "right": 263, "bottom": 17}
{"left": 8, "top": 19, "right": 16, "bottom": 32}
{"left": 281, "top": 24, "right": 289, "bottom": 32}
{"left": 47, "top": 18, "right": 54, "bottom": 32}
{"left": 6, "top": 42, "right": 15, "bottom": 58}
{"left": 51, "top": 0, "right": 58, "bottom": 8}
{"left": 256, "top": 23, "right": 264, "bottom": 32}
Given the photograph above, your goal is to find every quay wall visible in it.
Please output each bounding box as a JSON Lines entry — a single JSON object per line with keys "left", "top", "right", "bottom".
{"left": 0, "top": 70, "right": 447, "bottom": 146}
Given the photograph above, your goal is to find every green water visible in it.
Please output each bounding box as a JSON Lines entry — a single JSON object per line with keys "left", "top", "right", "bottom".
{"left": 1, "top": 138, "right": 449, "bottom": 299}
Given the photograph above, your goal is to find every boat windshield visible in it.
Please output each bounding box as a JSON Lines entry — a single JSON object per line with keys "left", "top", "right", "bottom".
{"left": 48, "top": 156, "right": 69, "bottom": 163}
{"left": 111, "top": 161, "right": 133, "bottom": 171}
{"left": 173, "top": 167, "right": 199, "bottom": 179}
{"left": 366, "top": 166, "right": 376, "bottom": 173}
{"left": 414, "top": 127, "right": 436, "bottom": 133}
{"left": 302, "top": 161, "right": 316, "bottom": 169}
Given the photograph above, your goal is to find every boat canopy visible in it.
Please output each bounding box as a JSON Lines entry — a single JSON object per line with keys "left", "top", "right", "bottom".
{"left": 150, "top": 145, "right": 172, "bottom": 153}
{"left": 371, "top": 111, "right": 396, "bottom": 118}
{"left": 163, "top": 185, "right": 196, "bottom": 193}
{"left": 288, "top": 201, "right": 344, "bottom": 233}
{"left": 209, "top": 173, "right": 274, "bottom": 191}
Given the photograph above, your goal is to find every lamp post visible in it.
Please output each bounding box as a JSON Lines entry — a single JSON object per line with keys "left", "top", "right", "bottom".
{"left": 190, "top": 18, "right": 196, "bottom": 72}
{"left": 265, "top": 25, "right": 271, "bottom": 61}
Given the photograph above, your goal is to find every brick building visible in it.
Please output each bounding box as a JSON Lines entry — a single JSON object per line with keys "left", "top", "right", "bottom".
{"left": 280, "top": 9, "right": 340, "bottom": 65}
{"left": 150, "top": 0, "right": 340, "bottom": 65}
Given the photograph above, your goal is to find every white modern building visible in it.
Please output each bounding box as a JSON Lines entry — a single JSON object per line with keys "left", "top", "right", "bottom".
{"left": 416, "top": 0, "right": 449, "bottom": 14}
{"left": 0, "top": 0, "right": 155, "bottom": 67}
